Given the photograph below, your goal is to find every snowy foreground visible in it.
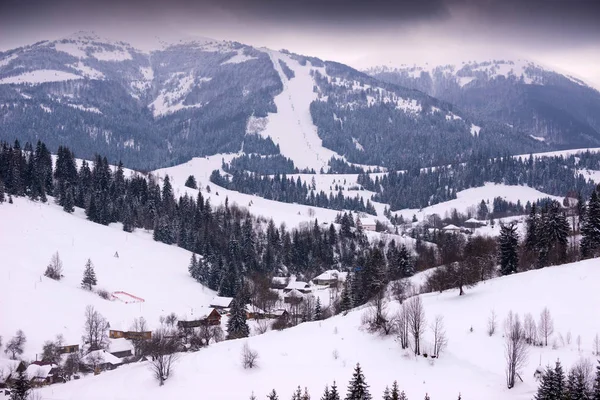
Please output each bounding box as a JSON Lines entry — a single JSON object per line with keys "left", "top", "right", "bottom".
{"left": 1, "top": 197, "right": 597, "bottom": 399}
{"left": 30, "top": 257, "right": 600, "bottom": 400}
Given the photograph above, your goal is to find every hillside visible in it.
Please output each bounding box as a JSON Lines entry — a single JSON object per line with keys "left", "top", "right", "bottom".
{"left": 367, "top": 60, "right": 600, "bottom": 149}
{"left": 27, "top": 252, "right": 600, "bottom": 400}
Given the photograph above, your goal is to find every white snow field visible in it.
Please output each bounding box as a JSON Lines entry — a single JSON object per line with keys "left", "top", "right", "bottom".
{"left": 27, "top": 254, "right": 600, "bottom": 400}
{"left": 0, "top": 197, "right": 215, "bottom": 358}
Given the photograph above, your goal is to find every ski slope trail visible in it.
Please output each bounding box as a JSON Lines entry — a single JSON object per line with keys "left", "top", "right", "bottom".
{"left": 258, "top": 50, "right": 342, "bottom": 172}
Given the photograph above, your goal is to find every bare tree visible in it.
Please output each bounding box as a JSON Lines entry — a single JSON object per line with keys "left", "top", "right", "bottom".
{"left": 199, "top": 325, "right": 224, "bottom": 347}
{"left": 130, "top": 317, "right": 149, "bottom": 356}
{"left": 487, "top": 310, "right": 497, "bottom": 337}
{"left": 254, "top": 319, "right": 269, "bottom": 335}
{"left": 241, "top": 342, "right": 259, "bottom": 369}
{"left": 85, "top": 351, "right": 104, "bottom": 372}
{"left": 523, "top": 313, "right": 537, "bottom": 345}
{"left": 504, "top": 311, "right": 528, "bottom": 389}
{"left": 362, "top": 289, "right": 396, "bottom": 335}
{"left": 4, "top": 330, "right": 26, "bottom": 360}
{"left": 430, "top": 315, "right": 448, "bottom": 358}
{"left": 396, "top": 303, "right": 410, "bottom": 350}
{"left": 538, "top": 307, "right": 554, "bottom": 347}
{"left": 390, "top": 279, "right": 410, "bottom": 304}
{"left": 63, "top": 352, "right": 80, "bottom": 380}
{"left": 44, "top": 251, "right": 64, "bottom": 280}
{"left": 406, "top": 296, "right": 426, "bottom": 356}
{"left": 593, "top": 333, "right": 600, "bottom": 356}
{"left": 148, "top": 327, "right": 179, "bottom": 386}
{"left": 82, "top": 305, "right": 109, "bottom": 351}
{"left": 572, "top": 357, "right": 595, "bottom": 390}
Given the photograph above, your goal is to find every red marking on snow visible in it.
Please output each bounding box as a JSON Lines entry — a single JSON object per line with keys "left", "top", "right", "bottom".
{"left": 111, "top": 291, "right": 145, "bottom": 304}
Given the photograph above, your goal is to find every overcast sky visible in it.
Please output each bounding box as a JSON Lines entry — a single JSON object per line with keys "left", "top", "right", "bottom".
{"left": 1, "top": 0, "right": 599, "bottom": 87}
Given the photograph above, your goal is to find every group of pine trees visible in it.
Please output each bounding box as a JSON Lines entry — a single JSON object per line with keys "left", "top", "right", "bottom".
{"left": 210, "top": 169, "right": 378, "bottom": 215}
{"left": 259, "top": 363, "right": 454, "bottom": 400}
{"left": 0, "top": 140, "right": 416, "bottom": 310}
{"left": 535, "top": 360, "right": 600, "bottom": 400}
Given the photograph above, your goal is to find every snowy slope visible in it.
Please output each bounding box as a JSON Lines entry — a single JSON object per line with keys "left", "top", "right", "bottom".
{"left": 0, "top": 197, "right": 215, "bottom": 357}
{"left": 33, "top": 256, "right": 600, "bottom": 400}
{"left": 255, "top": 50, "right": 344, "bottom": 171}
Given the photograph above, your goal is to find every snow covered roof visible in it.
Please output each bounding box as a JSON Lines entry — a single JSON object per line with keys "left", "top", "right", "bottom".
{"left": 285, "top": 289, "right": 305, "bottom": 298}
{"left": 109, "top": 338, "right": 134, "bottom": 353}
{"left": 359, "top": 217, "right": 376, "bottom": 226}
{"left": 82, "top": 350, "right": 123, "bottom": 366}
{"left": 245, "top": 304, "right": 266, "bottom": 314}
{"left": 25, "top": 363, "right": 56, "bottom": 379}
{"left": 209, "top": 296, "right": 234, "bottom": 308}
{"left": 312, "top": 269, "right": 347, "bottom": 282}
{"left": 465, "top": 218, "right": 486, "bottom": 225}
{"left": 285, "top": 281, "right": 310, "bottom": 291}
{"left": 191, "top": 306, "right": 218, "bottom": 320}
{"left": 442, "top": 224, "right": 461, "bottom": 230}
{"left": 271, "top": 276, "right": 288, "bottom": 285}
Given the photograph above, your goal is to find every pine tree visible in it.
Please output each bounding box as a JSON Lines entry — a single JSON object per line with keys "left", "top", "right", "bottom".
{"left": 382, "top": 386, "right": 391, "bottom": 400}
{"left": 10, "top": 370, "right": 31, "bottom": 400}
{"left": 249, "top": 392, "right": 257, "bottom": 400}
{"left": 322, "top": 386, "right": 331, "bottom": 400}
{"left": 566, "top": 368, "right": 589, "bottom": 400}
{"left": 390, "top": 382, "right": 400, "bottom": 400}
{"left": 330, "top": 382, "right": 341, "bottom": 400}
{"left": 345, "top": 363, "right": 371, "bottom": 400}
{"left": 535, "top": 365, "right": 556, "bottom": 400}
{"left": 302, "top": 387, "right": 311, "bottom": 400}
{"left": 581, "top": 189, "right": 600, "bottom": 258}
{"left": 189, "top": 253, "right": 200, "bottom": 281}
{"left": 398, "top": 391, "right": 407, "bottom": 400}
{"left": 226, "top": 297, "right": 249, "bottom": 339}
{"left": 62, "top": 187, "right": 75, "bottom": 213}
{"left": 315, "top": 297, "right": 322, "bottom": 321}
{"left": 267, "top": 390, "right": 279, "bottom": 400}
{"left": 293, "top": 386, "right": 303, "bottom": 400}
{"left": 424, "top": 394, "right": 430, "bottom": 400}
{"left": 339, "top": 276, "right": 353, "bottom": 314}
{"left": 0, "top": 178, "right": 5, "bottom": 203}
{"left": 592, "top": 360, "right": 600, "bottom": 400}
{"left": 498, "top": 223, "right": 519, "bottom": 275}
{"left": 81, "top": 259, "right": 97, "bottom": 290}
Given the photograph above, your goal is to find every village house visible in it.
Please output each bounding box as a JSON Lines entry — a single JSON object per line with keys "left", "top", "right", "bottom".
{"left": 25, "top": 362, "right": 62, "bottom": 386}
{"left": 283, "top": 289, "right": 304, "bottom": 305}
{"left": 245, "top": 304, "right": 266, "bottom": 319}
{"left": 0, "top": 359, "right": 26, "bottom": 389}
{"left": 464, "top": 218, "right": 487, "bottom": 229}
{"left": 442, "top": 224, "right": 462, "bottom": 233}
{"left": 109, "top": 330, "right": 152, "bottom": 340}
{"left": 58, "top": 344, "right": 79, "bottom": 354}
{"left": 283, "top": 280, "right": 311, "bottom": 294}
{"left": 108, "top": 338, "right": 134, "bottom": 359}
{"left": 312, "top": 270, "right": 346, "bottom": 286}
{"left": 359, "top": 217, "right": 377, "bottom": 231}
{"left": 209, "top": 296, "right": 234, "bottom": 310}
{"left": 81, "top": 350, "right": 123, "bottom": 373}
{"left": 177, "top": 307, "right": 221, "bottom": 329}
{"left": 271, "top": 276, "right": 289, "bottom": 290}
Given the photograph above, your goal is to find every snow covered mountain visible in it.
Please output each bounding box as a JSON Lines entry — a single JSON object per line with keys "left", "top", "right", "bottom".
{"left": 0, "top": 33, "right": 554, "bottom": 172}
{"left": 367, "top": 60, "right": 600, "bottom": 148}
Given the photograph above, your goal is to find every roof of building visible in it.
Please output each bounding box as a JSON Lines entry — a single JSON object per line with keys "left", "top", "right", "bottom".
{"left": 209, "top": 296, "right": 234, "bottom": 308}
{"left": 82, "top": 350, "right": 123, "bottom": 366}
{"left": 271, "top": 276, "right": 289, "bottom": 285}
{"left": 442, "top": 224, "right": 461, "bottom": 230}
{"left": 109, "top": 338, "right": 134, "bottom": 354}
{"left": 25, "top": 363, "right": 57, "bottom": 379}
{"left": 465, "top": 218, "right": 485, "bottom": 225}
{"left": 359, "top": 217, "right": 377, "bottom": 226}
{"left": 272, "top": 309, "right": 288, "bottom": 317}
{"left": 285, "top": 281, "right": 310, "bottom": 291}
{"left": 245, "top": 304, "right": 266, "bottom": 314}
{"left": 285, "top": 289, "right": 305, "bottom": 298}
{"left": 313, "top": 269, "right": 347, "bottom": 282}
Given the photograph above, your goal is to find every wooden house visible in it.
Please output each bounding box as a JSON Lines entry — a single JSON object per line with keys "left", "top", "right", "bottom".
{"left": 59, "top": 344, "right": 80, "bottom": 354}
{"left": 284, "top": 289, "right": 304, "bottom": 305}
{"left": 109, "top": 330, "right": 151, "bottom": 340}
{"left": 108, "top": 338, "right": 134, "bottom": 359}
{"left": 245, "top": 304, "right": 266, "bottom": 319}
{"left": 209, "top": 296, "right": 234, "bottom": 310}
{"left": 177, "top": 308, "right": 221, "bottom": 329}
{"left": 359, "top": 217, "right": 377, "bottom": 231}
{"left": 0, "top": 360, "right": 26, "bottom": 389}
{"left": 81, "top": 350, "right": 123, "bottom": 372}
{"left": 312, "top": 270, "right": 347, "bottom": 286}
{"left": 283, "top": 280, "right": 311, "bottom": 294}
{"left": 25, "top": 363, "right": 63, "bottom": 386}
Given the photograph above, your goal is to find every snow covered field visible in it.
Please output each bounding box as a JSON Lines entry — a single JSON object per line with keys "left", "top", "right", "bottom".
{"left": 29, "top": 254, "right": 600, "bottom": 400}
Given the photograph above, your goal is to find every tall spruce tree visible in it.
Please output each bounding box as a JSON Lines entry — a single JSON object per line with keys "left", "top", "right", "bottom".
{"left": 345, "top": 363, "right": 371, "bottom": 400}
{"left": 390, "top": 381, "right": 400, "bottom": 400}
{"left": 226, "top": 296, "right": 249, "bottom": 339}
{"left": 189, "top": 254, "right": 200, "bottom": 281}
{"left": 81, "top": 259, "right": 97, "bottom": 290}
{"left": 592, "top": 360, "right": 600, "bottom": 400}
{"left": 498, "top": 223, "right": 519, "bottom": 275}
{"left": 267, "top": 390, "right": 279, "bottom": 400}
{"left": 581, "top": 189, "right": 600, "bottom": 258}
{"left": 330, "top": 382, "right": 341, "bottom": 400}
{"left": 566, "top": 368, "right": 590, "bottom": 400}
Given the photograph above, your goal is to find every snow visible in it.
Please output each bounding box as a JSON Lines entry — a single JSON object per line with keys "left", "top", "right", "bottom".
{"left": 82, "top": 350, "right": 123, "bottom": 366}
{"left": 140, "top": 67, "right": 154, "bottom": 81}
{"left": 530, "top": 135, "right": 545, "bottom": 142}
{"left": 513, "top": 147, "right": 600, "bottom": 161}
{"left": 351, "top": 137, "right": 364, "bottom": 151}
{"left": 55, "top": 42, "right": 88, "bottom": 59}
{"left": 0, "top": 53, "right": 18, "bottom": 68}
{"left": 312, "top": 270, "right": 347, "bottom": 283}
{"left": 395, "top": 183, "right": 562, "bottom": 222}
{"left": 221, "top": 51, "right": 258, "bottom": 65}
{"left": 0, "top": 196, "right": 216, "bottom": 358}
{"left": 577, "top": 168, "right": 600, "bottom": 183}
{"left": 442, "top": 224, "right": 461, "bottom": 231}
{"left": 40, "top": 104, "right": 52, "bottom": 113}
{"left": 92, "top": 49, "right": 132, "bottom": 62}
{"left": 150, "top": 74, "right": 210, "bottom": 117}
{"left": 0, "top": 69, "right": 82, "bottom": 85}
{"left": 68, "top": 104, "right": 102, "bottom": 114}
{"left": 395, "top": 97, "right": 422, "bottom": 113}
{"left": 25, "top": 364, "right": 56, "bottom": 379}
{"left": 30, "top": 256, "right": 600, "bottom": 400}
{"left": 259, "top": 50, "right": 347, "bottom": 171}
{"left": 458, "top": 76, "right": 476, "bottom": 87}
{"left": 470, "top": 123, "right": 481, "bottom": 137}
{"left": 109, "top": 338, "right": 135, "bottom": 354}
{"left": 69, "top": 62, "right": 105, "bottom": 79}
{"left": 210, "top": 296, "right": 234, "bottom": 308}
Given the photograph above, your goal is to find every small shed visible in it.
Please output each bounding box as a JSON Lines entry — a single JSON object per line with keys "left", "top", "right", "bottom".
{"left": 82, "top": 350, "right": 123, "bottom": 372}
{"left": 283, "top": 281, "right": 311, "bottom": 294}
{"left": 178, "top": 308, "right": 221, "bottom": 329}
{"left": 312, "top": 270, "right": 346, "bottom": 286}
{"left": 442, "top": 224, "right": 461, "bottom": 233}
{"left": 0, "top": 360, "right": 26, "bottom": 388}
{"left": 209, "top": 296, "right": 234, "bottom": 310}
{"left": 245, "top": 304, "right": 266, "bottom": 319}
{"left": 25, "top": 363, "right": 62, "bottom": 386}
{"left": 59, "top": 344, "right": 80, "bottom": 354}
